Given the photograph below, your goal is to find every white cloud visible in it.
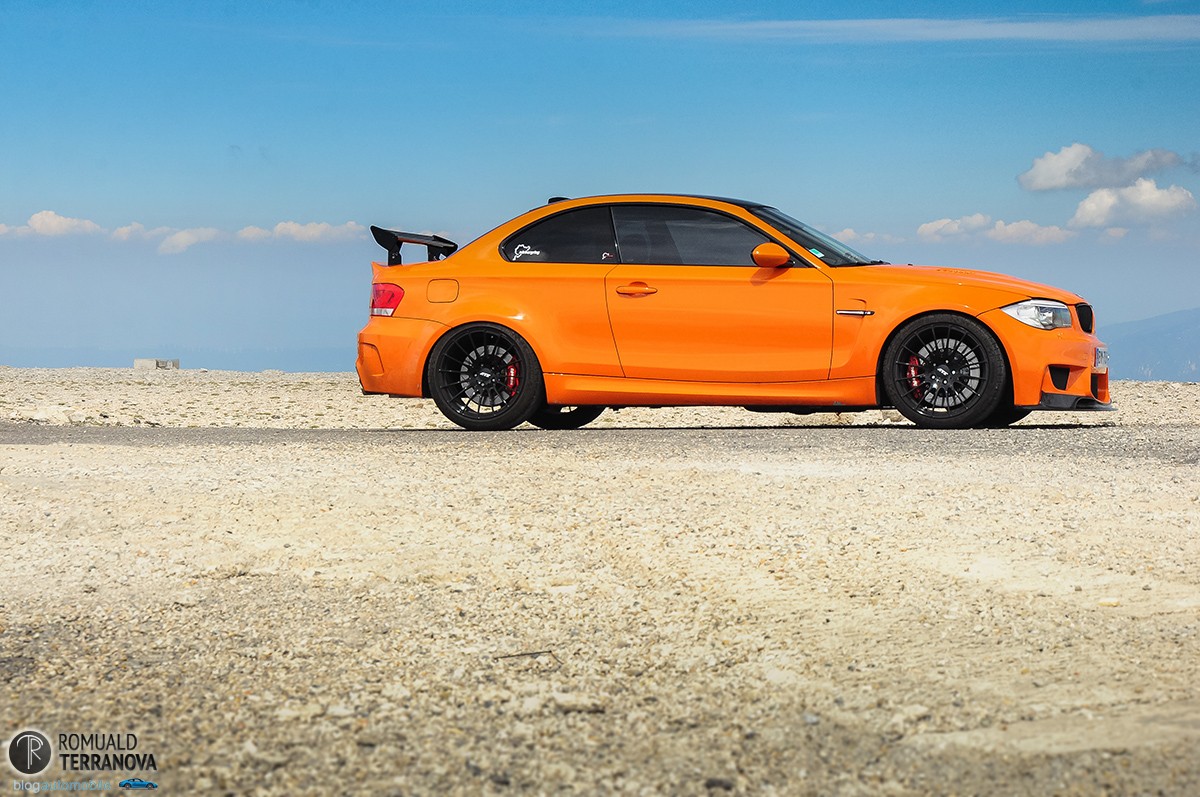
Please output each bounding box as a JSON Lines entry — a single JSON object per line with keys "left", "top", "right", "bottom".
{"left": 158, "top": 227, "right": 221, "bottom": 254}
{"left": 619, "top": 15, "right": 1200, "bottom": 43}
{"left": 1019, "top": 143, "right": 1183, "bottom": 191}
{"left": 28, "top": 210, "right": 104, "bottom": 235}
{"left": 4, "top": 213, "right": 370, "bottom": 251}
{"left": 0, "top": 210, "right": 105, "bottom": 236}
{"left": 916, "top": 213, "right": 992, "bottom": 242}
{"left": 112, "top": 222, "right": 173, "bottom": 241}
{"left": 830, "top": 228, "right": 903, "bottom": 245}
{"left": 236, "top": 220, "right": 366, "bottom": 243}
{"left": 236, "top": 225, "right": 272, "bottom": 241}
{"left": 917, "top": 214, "right": 1074, "bottom": 245}
{"left": 273, "top": 221, "right": 365, "bottom": 242}
{"left": 985, "top": 219, "right": 1076, "bottom": 245}
{"left": 1069, "top": 178, "right": 1197, "bottom": 227}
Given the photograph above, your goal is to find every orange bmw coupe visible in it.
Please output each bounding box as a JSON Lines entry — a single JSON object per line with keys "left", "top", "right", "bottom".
{"left": 356, "top": 194, "right": 1111, "bottom": 430}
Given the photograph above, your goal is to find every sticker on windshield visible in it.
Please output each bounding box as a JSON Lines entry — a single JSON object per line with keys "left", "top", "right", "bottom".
{"left": 808, "top": 248, "right": 825, "bottom": 258}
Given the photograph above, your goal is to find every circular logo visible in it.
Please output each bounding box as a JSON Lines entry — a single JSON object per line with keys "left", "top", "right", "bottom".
{"left": 8, "top": 730, "right": 52, "bottom": 775}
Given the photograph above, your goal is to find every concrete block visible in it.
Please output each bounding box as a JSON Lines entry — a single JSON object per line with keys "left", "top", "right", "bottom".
{"left": 134, "top": 359, "right": 180, "bottom": 370}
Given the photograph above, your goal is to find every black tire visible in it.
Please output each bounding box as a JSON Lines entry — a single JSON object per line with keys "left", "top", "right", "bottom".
{"left": 981, "top": 404, "right": 1033, "bottom": 428}
{"left": 426, "top": 323, "right": 544, "bottom": 430}
{"left": 882, "top": 313, "right": 1007, "bottom": 429}
{"left": 528, "top": 405, "right": 605, "bottom": 430}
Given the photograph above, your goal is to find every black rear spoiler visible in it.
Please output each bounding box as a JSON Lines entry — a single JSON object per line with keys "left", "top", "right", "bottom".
{"left": 370, "top": 226, "right": 458, "bottom": 266}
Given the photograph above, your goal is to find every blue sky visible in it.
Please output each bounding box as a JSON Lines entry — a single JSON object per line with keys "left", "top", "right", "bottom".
{"left": 2, "top": 0, "right": 1198, "bottom": 370}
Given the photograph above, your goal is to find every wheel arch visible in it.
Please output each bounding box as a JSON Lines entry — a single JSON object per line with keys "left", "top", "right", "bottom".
{"left": 419, "top": 317, "right": 549, "bottom": 399}
{"left": 872, "top": 309, "right": 1015, "bottom": 407}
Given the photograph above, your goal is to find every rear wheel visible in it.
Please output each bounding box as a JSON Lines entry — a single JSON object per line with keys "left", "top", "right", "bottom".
{"left": 528, "top": 405, "right": 605, "bottom": 430}
{"left": 426, "top": 323, "right": 544, "bottom": 431}
{"left": 882, "top": 314, "right": 1007, "bottom": 429}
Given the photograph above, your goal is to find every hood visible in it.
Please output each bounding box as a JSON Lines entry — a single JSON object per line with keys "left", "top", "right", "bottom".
{"left": 870, "top": 264, "right": 1086, "bottom": 304}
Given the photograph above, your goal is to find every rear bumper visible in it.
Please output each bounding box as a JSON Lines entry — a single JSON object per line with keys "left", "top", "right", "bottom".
{"left": 356, "top": 317, "right": 448, "bottom": 397}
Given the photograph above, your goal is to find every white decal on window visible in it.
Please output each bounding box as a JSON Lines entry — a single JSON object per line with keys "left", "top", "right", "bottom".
{"left": 512, "top": 244, "right": 542, "bottom": 259}
{"left": 809, "top": 248, "right": 824, "bottom": 257}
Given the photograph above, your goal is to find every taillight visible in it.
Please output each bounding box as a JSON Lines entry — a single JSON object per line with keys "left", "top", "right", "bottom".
{"left": 371, "top": 283, "right": 404, "bottom": 317}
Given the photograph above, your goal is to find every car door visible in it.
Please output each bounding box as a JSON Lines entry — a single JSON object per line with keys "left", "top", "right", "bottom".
{"left": 604, "top": 204, "right": 834, "bottom": 382}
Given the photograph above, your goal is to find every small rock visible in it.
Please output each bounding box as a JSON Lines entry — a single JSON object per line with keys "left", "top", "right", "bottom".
{"left": 551, "top": 692, "right": 605, "bottom": 714}
{"left": 381, "top": 683, "right": 411, "bottom": 701}
{"left": 275, "top": 703, "right": 324, "bottom": 720}
{"left": 173, "top": 592, "right": 200, "bottom": 608}
{"left": 885, "top": 704, "right": 931, "bottom": 734}
{"left": 517, "top": 695, "right": 544, "bottom": 715}
{"left": 704, "top": 776, "right": 735, "bottom": 791}
{"left": 544, "top": 761, "right": 576, "bottom": 781}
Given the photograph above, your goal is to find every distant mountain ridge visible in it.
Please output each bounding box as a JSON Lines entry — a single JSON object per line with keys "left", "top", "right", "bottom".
{"left": 1101, "top": 307, "right": 1200, "bottom": 382}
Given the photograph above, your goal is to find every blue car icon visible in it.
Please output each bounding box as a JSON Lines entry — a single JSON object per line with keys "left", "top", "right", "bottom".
{"left": 118, "top": 778, "right": 158, "bottom": 790}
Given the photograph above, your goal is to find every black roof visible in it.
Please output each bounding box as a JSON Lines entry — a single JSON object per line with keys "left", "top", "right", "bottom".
{"left": 551, "top": 194, "right": 769, "bottom": 209}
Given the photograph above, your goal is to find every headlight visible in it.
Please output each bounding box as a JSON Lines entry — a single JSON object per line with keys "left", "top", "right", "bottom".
{"left": 1001, "top": 299, "right": 1073, "bottom": 330}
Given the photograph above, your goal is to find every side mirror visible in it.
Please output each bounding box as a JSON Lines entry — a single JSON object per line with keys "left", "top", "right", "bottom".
{"left": 751, "top": 242, "right": 791, "bottom": 269}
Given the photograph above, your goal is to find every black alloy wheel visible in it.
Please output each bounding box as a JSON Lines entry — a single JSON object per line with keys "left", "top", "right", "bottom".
{"left": 882, "top": 313, "right": 1007, "bottom": 429}
{"left": 528, "top": 405, "right": 605, "bottom": 430}
{"left": 426, "top": 323, "right": 544, "bottom": 430}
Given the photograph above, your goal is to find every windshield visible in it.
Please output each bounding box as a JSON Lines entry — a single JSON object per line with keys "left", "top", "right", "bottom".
{"left": 749, "top": 206, "right": 882, "bottom": 267}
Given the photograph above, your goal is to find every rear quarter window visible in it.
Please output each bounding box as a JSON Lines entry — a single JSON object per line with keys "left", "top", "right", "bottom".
{"left": 502, "top": 207, "right": 618, "bottom": 264}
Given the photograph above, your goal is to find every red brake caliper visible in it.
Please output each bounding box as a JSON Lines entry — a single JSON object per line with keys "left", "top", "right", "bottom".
{"left": 907, "top": 356, "right": 922, "bottom": 400}
{"left": 505, "top": 364, "right": 519, "bottom": 395}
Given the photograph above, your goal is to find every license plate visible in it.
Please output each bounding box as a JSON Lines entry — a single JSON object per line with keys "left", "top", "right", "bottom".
{"left": 1094, "top": 347, "right": 1109, "bottom": 371}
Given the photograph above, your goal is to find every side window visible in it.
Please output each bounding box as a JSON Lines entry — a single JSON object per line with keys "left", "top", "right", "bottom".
{"left": 612, "top": 205, "right": 771, "bottom": 266}
{"left": 501, "top": 207, "right": 618, "bottom": 264}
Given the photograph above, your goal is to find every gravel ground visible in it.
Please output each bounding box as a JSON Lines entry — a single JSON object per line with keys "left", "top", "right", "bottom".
{"left": 1, "top": 368, "right": 1198, "bottom": 795}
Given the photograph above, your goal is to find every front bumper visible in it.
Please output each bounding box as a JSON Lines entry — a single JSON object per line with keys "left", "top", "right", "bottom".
{"left": 978, "top": 308, "right": 1112, "bottom": 412}
{"left": 1029, "top": 393, "right": 1115, "bottom": 411}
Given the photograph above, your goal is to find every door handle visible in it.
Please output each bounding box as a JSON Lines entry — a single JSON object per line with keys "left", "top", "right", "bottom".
{"left": 616, "top": 283, "right": 658, "bottom": 296}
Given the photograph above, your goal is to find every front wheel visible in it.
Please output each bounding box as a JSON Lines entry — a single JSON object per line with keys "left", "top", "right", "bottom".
{"left": 981, "top": 403, "right": 1032, "bottom": 428}
{"left": 881, "top": 314, "right": 1007, "bottom": 429}
{"left": 426, "top": 323, "right": 544, "bottom": 430}
{"left": 528, "top": 405, "right": 605, "bottom": 430}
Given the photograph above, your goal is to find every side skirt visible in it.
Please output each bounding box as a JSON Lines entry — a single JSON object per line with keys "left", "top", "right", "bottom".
{"left": 543, "top": 373, "right": 878, "bottom": 408}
